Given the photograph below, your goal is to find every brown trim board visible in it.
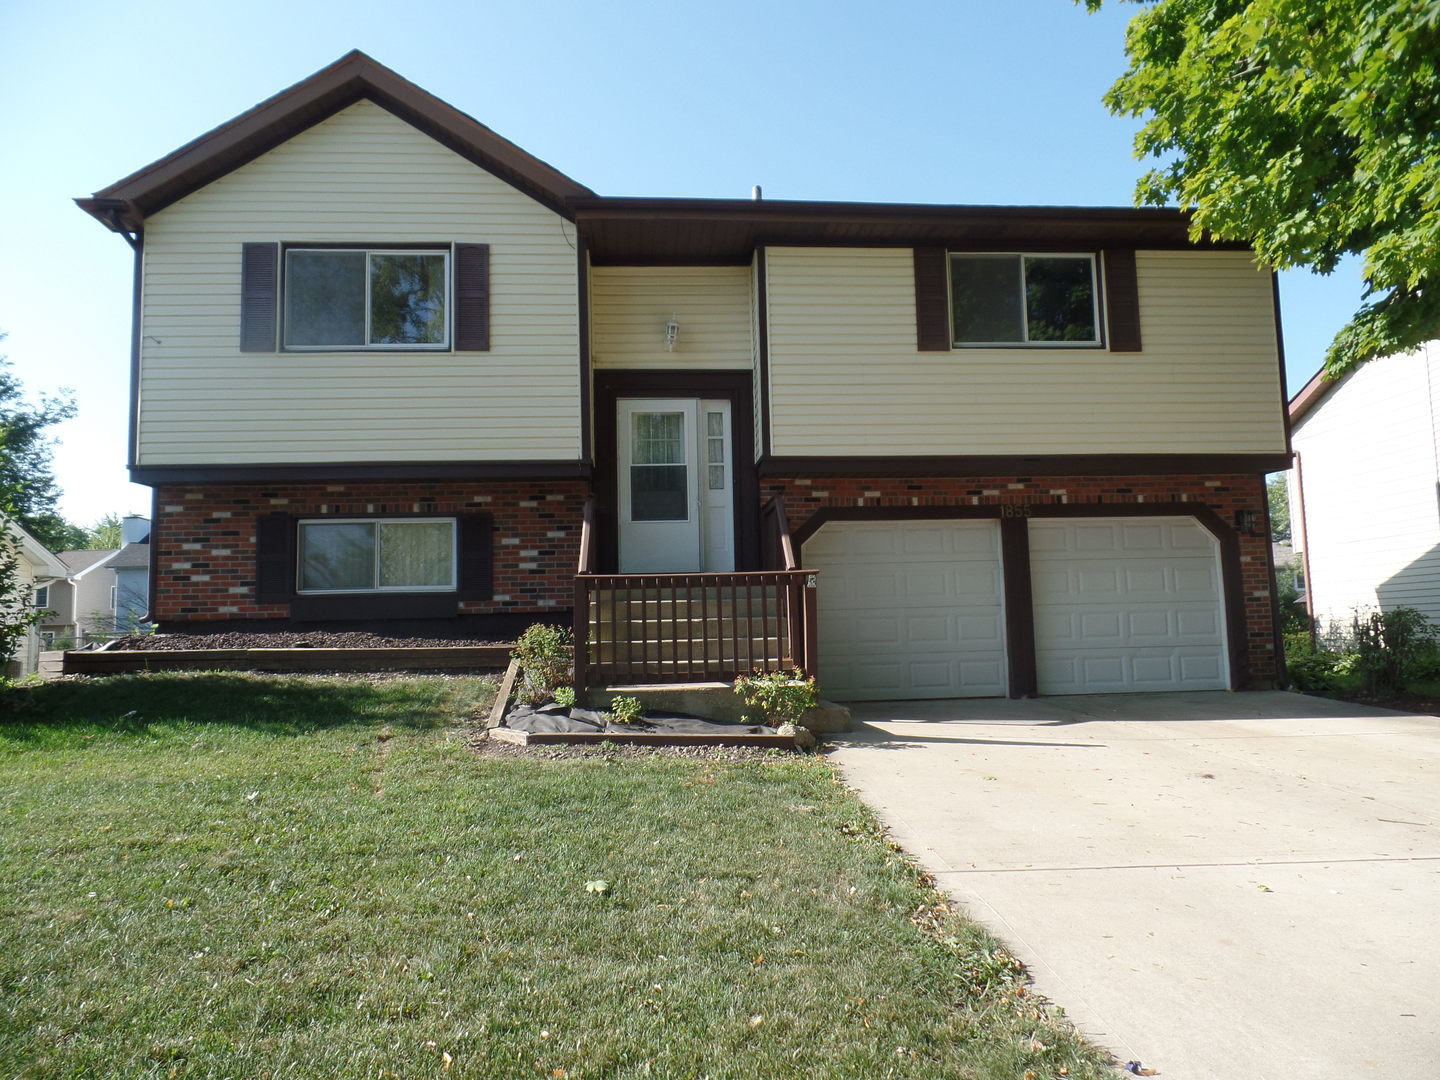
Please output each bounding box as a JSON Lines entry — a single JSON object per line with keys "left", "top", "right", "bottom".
{"left": 793, "top": 503, "right": 1249, "bottom": 693}
{"left": 128, "top": 229, "right": 144, "bottom": 469}
{"left": 754, "top": 245, "right": 771, "bottom": 459}
{"left": 999, "top": 516, "right": 1037, "bottom": 698}
{"left": 593, "top": 370, "right": 758, "bottom": 574}
{"left": 578, "top": 234, "right": 593, "bottom": 463}
{"left": 761, "top": 453, "right": 1291, "bottom": 478}
{"left": 131, "top": 461, "right": 592, "bottom": 485}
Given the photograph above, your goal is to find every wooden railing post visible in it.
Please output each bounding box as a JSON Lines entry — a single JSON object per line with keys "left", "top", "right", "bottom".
{"left": 801, "top": 572, "right": 819, "bottom": 678}
{"left": 573, "top": 576, "right": 591, "bottom": 691}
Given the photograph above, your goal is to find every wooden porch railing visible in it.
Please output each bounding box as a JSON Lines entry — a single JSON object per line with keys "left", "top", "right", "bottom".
{"left": 572, "top": 496, "right": 818, "bottom": 689}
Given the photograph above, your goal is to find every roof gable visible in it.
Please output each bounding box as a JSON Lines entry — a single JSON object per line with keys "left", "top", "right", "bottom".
{"left": 77, "top": 50, "right": 594, "bottom": 231}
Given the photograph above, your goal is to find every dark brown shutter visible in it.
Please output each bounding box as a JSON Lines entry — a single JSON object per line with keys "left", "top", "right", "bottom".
{"left": 457, "top": 513, "right": 493, "bottom": 600}
{"left": 914, "top": 247, "right": 951, "bottom": 351}
{"left": 240, "top": 243, "right": 279, "bottom": 352}
{"left": 254, "top": 513, "right": 294, "bottom": 602}
{"left": 454, "top": 243, "right": 491, "bottom": 351}
{"left": 1102, "top": 249, "right": 1142, "bottom": 352}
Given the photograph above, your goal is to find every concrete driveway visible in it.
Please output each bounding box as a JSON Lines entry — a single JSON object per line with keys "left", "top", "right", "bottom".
{"left": 827, "top": 691, "right": 1440, "bottom": 1079}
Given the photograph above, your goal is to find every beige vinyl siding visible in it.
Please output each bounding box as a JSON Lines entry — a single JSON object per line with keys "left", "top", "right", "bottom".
{"left": 590, "top": 266, "right": 752, "bottom": 370}
{"left": 1291, "top": 344, "right": 1440, "bottom": 631}
{"left": 763, "top": 247, "right": 1285, "bottom": 456}
{"left": 137, "top": 99, "right": 580, "bottom": 466}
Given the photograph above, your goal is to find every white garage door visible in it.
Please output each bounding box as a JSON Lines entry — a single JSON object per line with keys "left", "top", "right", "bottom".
{"left": 805, "top": 520, "right": 1006, "bottom": 701}
{"left": 1029, "top": 517, "right": 1228, "bottom": 694}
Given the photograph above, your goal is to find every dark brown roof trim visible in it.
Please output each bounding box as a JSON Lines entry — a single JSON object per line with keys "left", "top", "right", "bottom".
{"left": 77, "top": 50, "right": 594, "bottom": 231}
{"left": 1286, "top": 367, "right": 1337, "bottom": 428}
{"left": 759, "top": 453, "right": 1292, "bottom": 478}
{"left": 131, "top": 460, "right": 592, "bottom": 485}
{"left": 574, "top": 199, "right": 1251, "bottom": 266}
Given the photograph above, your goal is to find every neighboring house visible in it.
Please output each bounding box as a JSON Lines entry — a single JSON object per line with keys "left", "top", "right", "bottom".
{"left": 2, "top": 517, "right": 68, "bottom": 677}
{"left": 1288, "top": 342, "right": 1440, "bottom": 635}
{"left": 40, "top": 549, "right": 119, "bottom": 645}
{"left": 101, "top": 515, "right": 153, "bottom": 632}
{"left": 37, "top": 518, "right": 153, "bottom": 644}
{"left": 76, "top": 52, "right": 1289, "bottom": 700}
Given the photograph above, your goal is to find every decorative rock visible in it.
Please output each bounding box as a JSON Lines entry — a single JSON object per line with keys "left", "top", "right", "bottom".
{"left": 777, "top": 722, "right": 818, "bottom": 751}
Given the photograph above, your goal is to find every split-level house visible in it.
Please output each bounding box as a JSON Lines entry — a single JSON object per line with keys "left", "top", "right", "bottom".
{"left": 78, "top": 52, "right": 1289, "bottom": 701}
{"left": 1288, "top": 343, "right": 1440, "bottom": 635}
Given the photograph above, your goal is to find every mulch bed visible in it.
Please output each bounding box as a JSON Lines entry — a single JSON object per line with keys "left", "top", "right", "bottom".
{"left": 109, "top": 631, "right": 511, "bottom": 651}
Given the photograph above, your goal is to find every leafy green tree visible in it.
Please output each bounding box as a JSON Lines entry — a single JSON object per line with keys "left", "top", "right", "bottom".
{"left": 1081, "top": 0, "right": 1440, "bottom": 375}
{"left": 86, "top": 513, "right": 124, "bottom": 550}
{"left": 0, "top": 341, "right": 79, "bottom": 549}
{"left": 1267, "top": 475, "right": 1291, "bottom": 543}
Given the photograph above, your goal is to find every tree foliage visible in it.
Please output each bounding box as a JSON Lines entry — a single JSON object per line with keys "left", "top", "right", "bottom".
{"left": 86, "top": 513, "right": 124, "bottom": 550}
{"left": 1267, "top": 474, "right": 1291, "bottom": 542}
{"left": 0, "top": 343, "right": 79, "bottom": 551}
{"left": 1082, "top": 0, "right": 1440, "bottom": 375}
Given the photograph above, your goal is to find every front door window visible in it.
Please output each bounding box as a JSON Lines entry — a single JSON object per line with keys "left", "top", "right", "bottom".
{"left": 630, "top": 412, "right": 689, "bottom": 521}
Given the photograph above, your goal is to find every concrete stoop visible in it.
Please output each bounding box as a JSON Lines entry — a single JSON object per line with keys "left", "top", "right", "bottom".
{"left": 587, "top": 683, "right": 853, "bottom": 733}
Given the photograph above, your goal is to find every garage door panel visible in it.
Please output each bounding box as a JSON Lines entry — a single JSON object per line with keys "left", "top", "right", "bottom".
{"left": 1032, "top": 517, "right": 1227, "bottom": 694}
{"left": 810, "top": 520, "right": 1006, "bottom": 701}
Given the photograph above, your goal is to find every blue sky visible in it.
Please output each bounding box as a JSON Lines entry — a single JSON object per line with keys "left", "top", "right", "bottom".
{"left": 0, "top": 0, "right": 1362, "bottom": 525}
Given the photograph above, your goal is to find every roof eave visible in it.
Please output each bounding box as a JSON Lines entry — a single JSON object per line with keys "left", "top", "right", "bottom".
{"left": 77, "top": 50, "right": 595, "bottom": 230}
{"left": 1287, "top": 368, "right": 1337, "bottom": 427}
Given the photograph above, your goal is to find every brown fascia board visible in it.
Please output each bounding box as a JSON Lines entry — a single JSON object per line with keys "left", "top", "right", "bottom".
{"left": 571, "top": 197, "right": 1250, "bottom": 261}
{"left": 76, "top": 50, "right": 594, "bottom": 232}
{"left": 1287, "top": 367, "right": 1337, "bottom": 428}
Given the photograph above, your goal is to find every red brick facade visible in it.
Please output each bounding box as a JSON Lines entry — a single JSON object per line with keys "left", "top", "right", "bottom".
{"left": 151, "top": 479, "right": 588, "bottom": 622}
{"left": 760, "top": 472, "right": 1279, "bottom": 688}
{"left": 150, "top": 469, "right": 1279, "bottom": 688}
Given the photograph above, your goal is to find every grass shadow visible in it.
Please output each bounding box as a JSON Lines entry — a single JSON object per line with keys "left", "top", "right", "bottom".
{"left": 0, "top": 671, "right": 493, "bottom": 745}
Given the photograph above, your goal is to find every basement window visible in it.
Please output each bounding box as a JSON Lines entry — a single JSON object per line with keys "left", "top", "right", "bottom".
{"left": 297, "top": 518, "right": 457, "bottom": 593}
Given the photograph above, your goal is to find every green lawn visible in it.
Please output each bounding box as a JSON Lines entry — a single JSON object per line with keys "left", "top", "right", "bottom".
{"left": 0, "top": 673, "right": 1112, "bottom": 1079}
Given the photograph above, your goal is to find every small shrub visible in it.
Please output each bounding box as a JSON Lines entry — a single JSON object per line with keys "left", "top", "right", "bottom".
{"left": 553, "top": 686, "right": 576, "bottom": 708}
{"left": 512, "top": 624, "right": 572, "bottom": 706}
{"left": 606, "top": 695, "right": 644, "bottom": 725}
{"left": 733, "top": 668, "right": 819, "bottom": 727}
{"left": 1351, "top": 607, "right": 1436, "bottom": 695}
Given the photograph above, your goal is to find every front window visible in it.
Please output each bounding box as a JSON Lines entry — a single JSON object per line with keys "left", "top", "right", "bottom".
{"left": 297, "top": 519, "right": 457, "bottom": 593}
{"left": 283, "top": 249, "right": 450, "bottom": 349}
{"left": 33, "top": 585, "right": 49, "bottom": 609}
{"left": 949, "top": 253, "right": 1100, "bottom": 347}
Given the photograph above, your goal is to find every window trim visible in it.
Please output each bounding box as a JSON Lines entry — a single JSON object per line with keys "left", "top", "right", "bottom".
{"left": 948, "top": 251, "right": 1104, "bottom": 350}
{"left": 295, "top": 516, "right": 459, "bottom": 595}
{"left": 281, "top": 244, "right": 453, "bottom": 352}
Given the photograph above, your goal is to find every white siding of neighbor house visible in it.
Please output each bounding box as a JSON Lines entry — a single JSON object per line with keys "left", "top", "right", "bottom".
{"left": 1291, "top": 343, "right": 1440, "bottom": 633}
{"left": 762, "top": 247, "right": 1286, "bottom": 456}
{"left": 137, "top": 99, "right": 581, "bottom": 466}
{"left": 591, "top": 266, "right": 752, "bottom": 370}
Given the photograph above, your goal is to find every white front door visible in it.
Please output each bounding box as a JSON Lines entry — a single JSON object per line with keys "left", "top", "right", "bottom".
{"left": 618, "top": 398, "right": 734, "bottom": 573}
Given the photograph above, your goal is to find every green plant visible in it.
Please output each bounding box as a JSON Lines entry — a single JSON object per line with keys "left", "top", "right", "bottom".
{"left": 1283, "top": 633, "right": 1346, "bottom": 692}
{"left": 1351, "top": 607, "right": 1437, "bottom": 696}
{"left": 733, "top": 668, "right": 819, "bottom": 728}
{"left": 511, "top": 623, "right": 572, "bottom": 706}
{"left": 606, "top": 695, "right": 644, "bottom": 725}
{"left": 553, "top": 685, "right": 576, "bottom": 708}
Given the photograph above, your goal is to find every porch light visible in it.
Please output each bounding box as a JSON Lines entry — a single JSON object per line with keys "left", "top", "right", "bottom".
{"left": 1234, "top": 509, "right": 1259, "bottom": 536}
{"left": 664, "top": 314, "right": 680, "bottom": 352}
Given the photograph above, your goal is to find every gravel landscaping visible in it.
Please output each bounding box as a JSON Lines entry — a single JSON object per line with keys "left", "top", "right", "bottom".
{"left": 108, "top": 630, "right": 511, "bottom": 650}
